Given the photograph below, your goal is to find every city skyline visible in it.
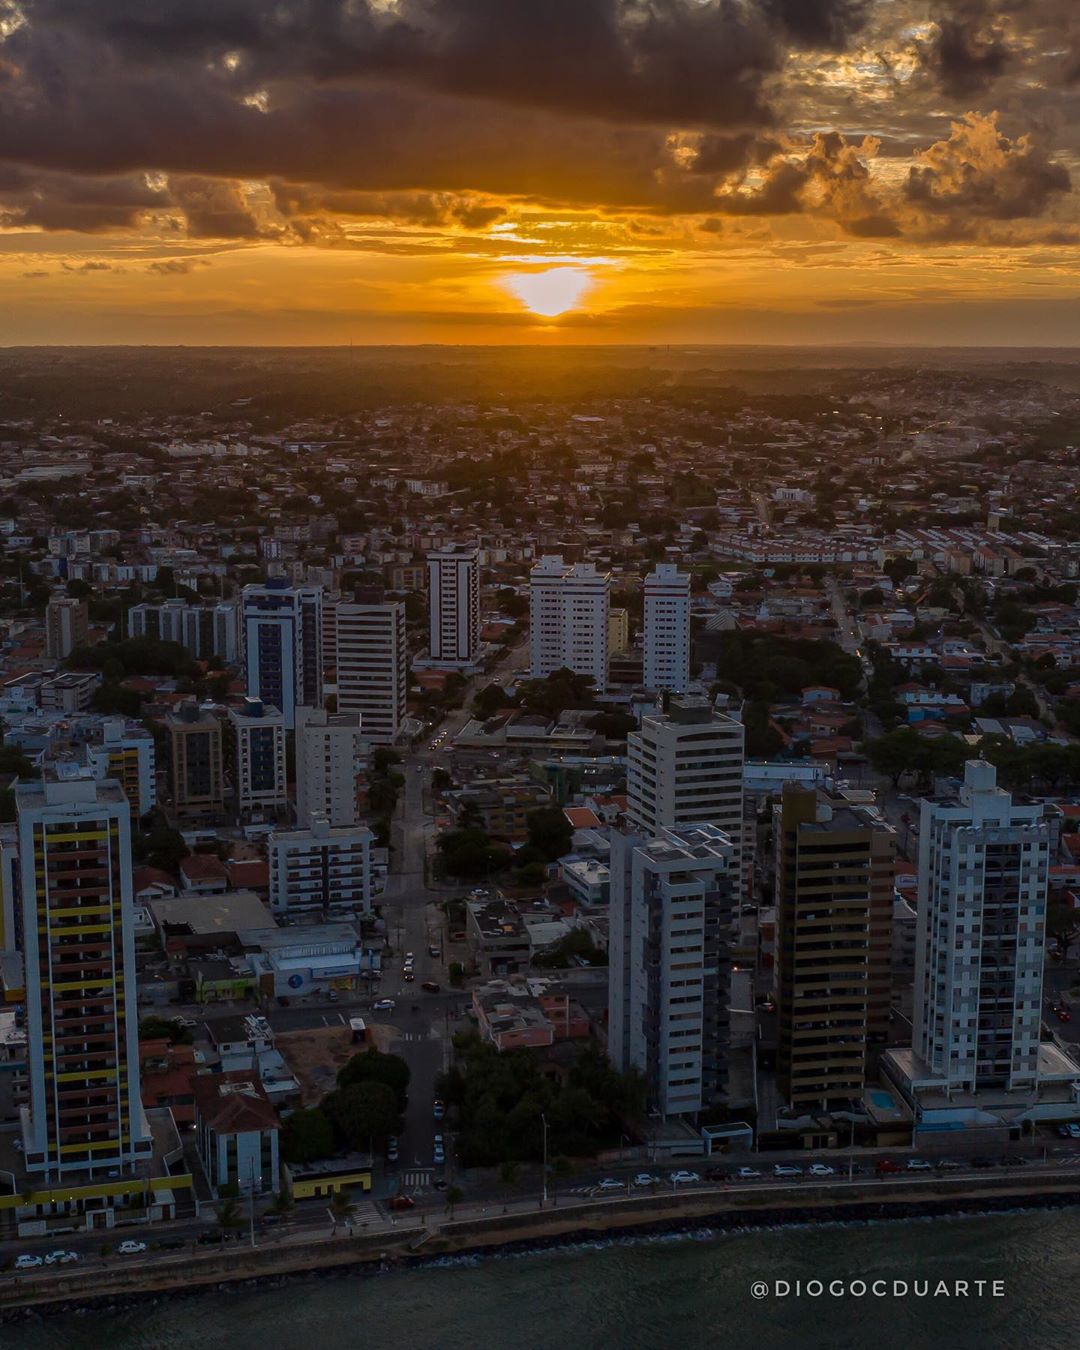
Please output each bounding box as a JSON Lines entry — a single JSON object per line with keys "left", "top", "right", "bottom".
{"left": 0, "top": 2, "right": 1079, "bottom": 346}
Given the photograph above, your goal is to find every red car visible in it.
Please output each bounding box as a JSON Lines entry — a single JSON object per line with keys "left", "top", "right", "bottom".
{"left": 389, "top": 1194, "right": 416, "bottom": 1211}
{"left": 875, "top": 1159, "right": 902, "bottom": 1175}
{"left": 1058, "top": 1008, "right": 1072, "bottom": 1023}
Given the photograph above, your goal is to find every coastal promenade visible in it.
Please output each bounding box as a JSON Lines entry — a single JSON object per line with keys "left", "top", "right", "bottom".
{"left": 4, "top": 1167, "right": 1080, "bottom": 1321}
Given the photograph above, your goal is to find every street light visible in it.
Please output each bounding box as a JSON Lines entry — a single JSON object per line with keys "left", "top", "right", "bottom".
{"left": 541, "top": 1113, "right": 549, "bottom": 1208}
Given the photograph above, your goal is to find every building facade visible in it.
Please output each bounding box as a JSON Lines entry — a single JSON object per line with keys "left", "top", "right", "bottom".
{"left": 626, "top": 695, "right": 745, "bottom": 893}
{"left": 774, "top": 784, "right": 896, "bottom": 1110}
{"left": 528, "top": 555, "right": 610, "bottom": 690}
{"left": 643, "top": 563, "right": 691, "bottom": 693}
{"left": 85, "top": 717, "right": 156, "bottom": 819}
{"left": 427, "top": 546, "right": 480, "bottom": 666}
{"left": 335, "top": 598, "right": 407, "bottom": 746}
{"left": 268, "top": 815, "right": 374, "bottom": 916}
{"left": 228, "top": 698, "right": 288, "bottom": 819}
{"left": 45, "top": 597, "right": 89, "bottom": 661}
{"left": 17, "top": 766, "right": 153, "bottom": 1179}
{"left": 166, "top": 702, "right": 225, "bottom": 820}
{"left": 241, "top": 580, "right": 323, "bottom": 729}
{"left": 295, "top": 705, "right": 368, "bottom": 828}
{"left": 608, "top": 825, "right": 737, "bottom": 1118}
{"left": 913, "top": 759, "right": 1050, "bottom": 1092}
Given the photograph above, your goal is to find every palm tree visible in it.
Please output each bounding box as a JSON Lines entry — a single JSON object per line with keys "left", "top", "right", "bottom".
{"left": 445, "top": 1185, "right": 465, "bottom": 1219}
{"left": 216, "top": 1197, "right": 243, "bottom": 1242}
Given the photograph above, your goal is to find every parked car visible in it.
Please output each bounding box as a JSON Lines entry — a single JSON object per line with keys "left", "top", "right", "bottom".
{"left": 669, "top": 1170, "right": 701, "bottom": 1185}
{"left": 596, "top": 1178, "right": 624, "bottom": 1191}
{"left": 734, "top": 1167, "right": 762, "bottom": 1180}
{"left": 875, "top": 1159, "right": 902, "bottom": 1175}
{"left": 433, "top": 1134, "right": 445, "bottom": 1165}
{"left": 117, "top": 1240, "right": 147, "bottom": 1255}
{"left": 44, "top": 1251, "right": 78, "bottom": 1265}
{"left": 1057, "top": 1123, "right": 1074, "bottom": 1138}
{"left": 773, "top": 1165, "right": 803, "bottom": 1178}
{"left": 633, "top": 1173, "right": 661, "bottom": 1187}
{"left": 404, "top": 952, "right": 415, "bottom": 963}
{"left": 428, "top": 945, "right": 441, "bottom": 958}
{"left": 387, "top": 1137, "right": 399, "bottom": 1163}
{"left": 14, "top": 1254, "right": 43, "bottom": 1270}
{"left": 327, "top": 990, "right": 339, "bottom": 1003}
{"left": 433, "top": 1100, "right": 445, "bottom": 1121}
{"left": 421, "top": 981, "right": 441, "bottom": 994}
{"left": 906, "top": 1158, "right": 933, "bottom": 1171}
{"left": 373, "top": 998, "right": 396, "bottom": 1012}
{"left": 935, "top": 1159, "right": 962, "bottom": 1170}
{"left": 807, "top": 1163, "right": 835, "bottom": 1177}
{"left": 389, "top": 1194, "right": 415, "bottom": 1211}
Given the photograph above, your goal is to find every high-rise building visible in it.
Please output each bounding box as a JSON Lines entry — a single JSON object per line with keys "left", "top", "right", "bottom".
{"left": 241, "top": 580, "right": 323, "bottom": 729}
{"left": 626, "top": 695, "right": 745, "bottom": 892}
{"left": 774, "top": 784, "right": 896, "bottom": 1110}
{"left": 17, "top": 765, "right": 152, "bottom": 1178}
{"left": 127, "top": 600, "right": 240, "bottom": 665}
{"left": 608, "top": 825, "right": 737, "bottom": 1118}
{"left": 427, "top": 546, "right": 480, "bottom": 666}
{"left": 529, "top": 555, "right": 609, "bottom": 690}
{"left": 295, "top": 705, "right": 368, "bottom": 828}
{"left": 608, "top": 607, "right": 630, "bottom": 656}
{"left": 85, "top": 717, "right": 156, "bottom": 818}
{"left": 335, "top": 597, "right": 407, "bottom": 746}
{"left": 913, "top": 759, "right": 1050, "bottom": 1092}
{"left": 643, "top": 563, "right": 691, "bottom": 693}
{"left": 228, "top": 697, "right": 288, "bottom": 819}
{"left": 166, "top": 702, "right": 225, "bottom": 820}
{"left": 45, "top": 596, "right": 88, "bottom": 660}
{"left": 268, "top": 813, "right": 374, "bottom": 916}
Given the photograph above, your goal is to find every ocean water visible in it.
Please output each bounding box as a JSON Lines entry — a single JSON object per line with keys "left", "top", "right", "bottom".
{"left": 4, "top": 1208, "right": 1076, "bottom": 1350}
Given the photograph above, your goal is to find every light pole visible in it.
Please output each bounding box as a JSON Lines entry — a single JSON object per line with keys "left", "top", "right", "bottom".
{"left": 541, "top": 1113, "right": 549, "bottom": 1208}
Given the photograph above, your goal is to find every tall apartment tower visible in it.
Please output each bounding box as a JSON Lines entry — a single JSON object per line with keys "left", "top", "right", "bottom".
{"left": 166, "top": 702, "right": 225, "bottom": 820}
{"left": 241, "top": 580, "right": 323, "bottom": 729}
{"left": 295, "top": 705, "right": 368, "bottom": 828}
{"left": 608, "top": 825, "right": 737, "bottom": 1118}
{"left": 913, "top": 759, "right": 1050, "bottom": 1092}
{"left": 45, "top": 596, "right": 89, "bottom": 660}
{"left": 17, "top": 765, "right": 152, "bottom": 1178}
{"left": 529, "top": 555, "right": 609, "bottom": 691}
{"left": 643, "top": 564, "right": 691, "bottom": 693}
{"left": 335, "top": 597, "right": 407, "bottom": 746}
{"left": 626, "top": 695, "right": 745, "bottom": 893}
{"left": 228, "top": 697, "right": 288, "bottom": 819}
{"left": 774, "top": 784, "right": 896, "bottom": 1110}
{"left": 427, "top": 546, "right": 480, "bottom": 666}
{"left": 85, "top": 717, "right": 156, "bottom": 818}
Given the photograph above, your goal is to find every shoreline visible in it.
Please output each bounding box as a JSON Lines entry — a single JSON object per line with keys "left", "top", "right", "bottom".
{"left": 3, "top": 1176, "right": 1080, "bottom": 1324}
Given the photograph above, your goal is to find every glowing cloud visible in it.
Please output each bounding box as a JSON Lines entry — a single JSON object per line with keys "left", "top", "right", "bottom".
{"left": 502, "top": 266, "right": 594, "bottom": 317}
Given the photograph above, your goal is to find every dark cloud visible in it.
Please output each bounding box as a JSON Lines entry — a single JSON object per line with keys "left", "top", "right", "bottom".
{"left": 146, "top": 258, "right": 211, "bottom": 275}
{"left": 164, "top": 177, "right": 262, "bottom": 239}
{"left": 0, "top": 168, "right": 166, "bottom": 231}
{"left": 61, "top": 260, "right": 116, "bottom": 273}
{"left": 931, "top": 14, "right": 1010, "bottom": 97}
{"left": 905, "top": 113, "right": 1071, "bottom": 221}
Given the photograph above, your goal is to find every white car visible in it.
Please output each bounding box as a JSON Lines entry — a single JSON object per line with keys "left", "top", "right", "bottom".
{"left": 807, "top": 1163, "right": 835, "bottom": 1177}
{"left": 14, "top": 1254, "right": 43, "bottom": 1270}
{"left": 734, "top": 1167, "right": 762, "bottom": 1180}
{"left": 633, "top": 1173, "right": 660, "bottom": 1187}
{"left": 373, "top": 998, "right": 396, "bottom": 1012}
{"left": 773, "top": 1165, "right": 803, "bottom": 1178}
{"left": 595, "top": 1178, "right": 625, "bottom": 1191}
{"left": 44, "top": 1250, "right": 78, "bottom": 1265}
{"left": 404, "top": 952, "right": 415, "bottom": 962}
{"left": 906, "top": 1158, "right": 933, "bottom": 1171}
{"left": 117, "top": 1240, "right": 147, "bottom": 1255}
{"left": 669, "top": 1170, "right": 701, "bottom": 1185}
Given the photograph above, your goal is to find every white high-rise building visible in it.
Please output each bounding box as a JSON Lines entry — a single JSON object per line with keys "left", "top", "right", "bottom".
{"left": 241, "top": 580, "right": 323, "bottom": 729}
{"left": 127, "top": 600, "right": 240, "bottom": 665}
{"left": 228, "top": 697, "right": 288, "bottom": 818}
{"left": 626, "top": 695, "right": 745, "bottom": 891}
{"left": 427, "top": 546, "right": 480, "bottom": 666}
{"left": 608, "top": 825, "right": 736, "bottom": 1117}
{"left": 913, "top": 759, "right": 1050, "bottom": 1092}
{"left": 643, "top": 563, "right": 691, "bottom": 693}
{"left": 17, "top": 765, "right": 153, "bottom": 1178}
{"left": 295, "top": 705, "right": 368, "bottom": 828}
{"left": 85, "top": 717, "right": 156, "bottom": 818}
{"left": 336, "top": 598, "right": 407, "bottom": 746}
{"left": 528, "top": 555, "right": 609, "bottom": 691}
{"left": 268, "top": 813, "right": 375, "bottom": 916}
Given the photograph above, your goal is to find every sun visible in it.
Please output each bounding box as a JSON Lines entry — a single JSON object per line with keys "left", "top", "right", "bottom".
{"left": 502, "top": 266, "right": 594, "bottom": 317}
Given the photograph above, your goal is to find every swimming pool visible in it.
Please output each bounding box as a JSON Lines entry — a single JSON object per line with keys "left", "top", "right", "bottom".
{"left": 869, "top": 1088, "right": 897, "bottom": 1111}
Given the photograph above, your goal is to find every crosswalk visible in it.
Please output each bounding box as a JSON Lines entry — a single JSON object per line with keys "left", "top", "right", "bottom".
{"left": 400, "top": 1168, "right": 434, "bottom": 1190}
{"left": 397, "top": 1030, "right": 427, "bottom": 1042}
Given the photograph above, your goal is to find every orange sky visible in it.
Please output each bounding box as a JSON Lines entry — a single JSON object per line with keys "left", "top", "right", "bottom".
{"left": 1, "top": 2, "right": 1079, "bottom": 345}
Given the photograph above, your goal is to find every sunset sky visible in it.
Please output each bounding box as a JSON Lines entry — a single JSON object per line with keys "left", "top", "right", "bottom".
{"left": 2, "top": 1, "right": 1079, "bottom": 346}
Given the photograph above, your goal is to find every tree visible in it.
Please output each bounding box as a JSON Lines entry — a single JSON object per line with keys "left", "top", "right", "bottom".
{"left": 138, "top": 1016, "right": 192, "bottom": 1044}
{"left": 337, "top": 1047, "right": 411, "bottom": 1111}
{"left": 432, "top": 767, "right": 453, "bottom": 794}
{"left": 444, "top": 1184, "right": 465, "bottom": 1218}
{"left": 330, "top": 1188, "right": 355, "bottom": 1234}
{"left": 216, "top": 1197, "right": 243, "bottom": 1241}
{"left": 323, "top": 1081, "right": 400, "bottom": 1148}
{"left": 280, "top": 1107, "right": 335, "bottom": 1165}
{"left": 1047, "top": 900, "right": 1080, "bottom": 961}
{"left": 524, "top": 806, "right": 573, "bottom": 863}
